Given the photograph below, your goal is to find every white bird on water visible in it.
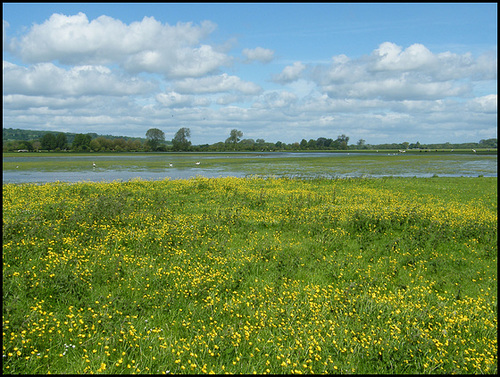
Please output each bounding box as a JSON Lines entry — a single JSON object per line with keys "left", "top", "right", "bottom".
{"left": 169, "top": 163, "right": 173, "bottom": 167}
{"left": 195, "top": 161, "right": 201, "bottom": 165}
{"left": 472, "top": 149, "right": 476, "bottom": 153}
{"left": 92, "top": 162, "right": 96, "bottom": 168}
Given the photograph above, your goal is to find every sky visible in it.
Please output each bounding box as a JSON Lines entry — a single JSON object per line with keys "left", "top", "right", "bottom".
{"left": 2, "top": 3, "right": 497, "bottom": 146}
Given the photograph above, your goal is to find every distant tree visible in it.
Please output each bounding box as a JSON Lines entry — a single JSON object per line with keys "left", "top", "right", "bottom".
{"left": 113, "top": 138, "right": 127, "bottom": 151}
{"left": 225, "top": 129, "right": 243, "bottom": 144}
{"left": 240, "top": 138, "right": 255, "bottom": 145}
{"left": 55, "top": 132, "right": 68, "bottom": 150}
{"left": 72, "top": 133, "right": 92, "bottom": 151}
{"left": 357, "top": 139, "right": 366, "bottom": 149}
{"left": 172, "top": 127, "right": 191, "bottom": 151}
{"left": 32, "top": 141, "right": 41, "bottom": 151}
{"left": 18, "top": 140, "right": 34, "bottom": 151}
{"left": 479, "top": 138, "right": 497, "bottom": 148}
{"left": 316, "top": 137, "right": 333, "bottom": 149}
{"left": 256, "top": 139, "right": 266, "bottom": 144}
{"left": 300, "top": 139, "right": 308, "bottom": 149}
{"left": 146, "top": 128, "right": 165, "bottom": 151}
{"left": 41, "top": 133, "right": 57, "bottom": 150}
{"left": 316, "top": 137, "right": 327, "bottom": 148}
{"left": 127, "top": 139, "right": 143, "bottom": 151}
{"left": 333, "top": 134, "right": 349, "bottom": 150}
{"left": 89, "top": 138, "right": 102, "bottom": 152}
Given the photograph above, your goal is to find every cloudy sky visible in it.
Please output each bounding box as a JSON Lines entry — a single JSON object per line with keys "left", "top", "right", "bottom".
{"left": 3, "top": 3, "right": 497, "bottom": 145}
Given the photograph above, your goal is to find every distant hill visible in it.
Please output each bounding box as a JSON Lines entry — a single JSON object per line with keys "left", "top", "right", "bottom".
{"left": 2, "top": 128, "right": 147, "bottom": 145}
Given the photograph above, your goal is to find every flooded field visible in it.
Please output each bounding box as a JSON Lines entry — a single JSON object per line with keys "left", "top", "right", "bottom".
{"left": 3, "top": 151, "right": 497, "bottom": 183}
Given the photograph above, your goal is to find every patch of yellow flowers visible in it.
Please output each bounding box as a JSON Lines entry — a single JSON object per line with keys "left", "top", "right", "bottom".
{"left": 3, "top": 177, "right": 497, "bottom": 374}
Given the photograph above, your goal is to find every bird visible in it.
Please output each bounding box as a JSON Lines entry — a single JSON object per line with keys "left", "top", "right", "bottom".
{"left": 472, "top": 149, "right": 476, "bottom": 153}
{"left": 169, "top": 163, "right": 173, "bottom": 167}
{"left": 92, "top": 162, "right": 96, "bottom": 168}
{"left": 195, "top": 161, "right": 201, "bottom": 165}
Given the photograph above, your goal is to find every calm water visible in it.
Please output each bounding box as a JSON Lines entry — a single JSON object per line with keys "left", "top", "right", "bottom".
{"left": 3, "top": 152, "right": 497, "bottom": 184}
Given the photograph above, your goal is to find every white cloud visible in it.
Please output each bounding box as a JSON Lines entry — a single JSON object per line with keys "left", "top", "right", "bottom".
{"left": 173, "top": 73, "right": 262, "bottom": 95}
{"left": 216, "top": 94, "right": 246, "bottom": 105}
{"left": 7, "top": 12, "right": 229, "bottom": 78}
{"left": 156, "top": 91, "right": 211, "bottom": 108}
{"left": 242, "top": 47, "right": 275, "bottom": 63}
{"left": 466, "top": 94, "right": 497, "bottom": 113}
{"left": 372, "top": 42, "right": 436, "bottom": 71}
{"left": 3, "top": 61, "right": 156, "bottom": 97}
{"left": 272, "top": 61, "right": 306, "bottom": 84}
{"left": 311, "top": 42, "right": 496, "bottom": 101}
{"left": 123, "top": 44, "right": 230, "bottom": 78}
{"left": 253, "top": 91, "right": 298, "bottom": 109}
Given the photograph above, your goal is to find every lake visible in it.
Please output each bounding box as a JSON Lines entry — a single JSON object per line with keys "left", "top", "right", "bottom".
{"left": 2, "top": 152, "right": 497, "bottom": 184}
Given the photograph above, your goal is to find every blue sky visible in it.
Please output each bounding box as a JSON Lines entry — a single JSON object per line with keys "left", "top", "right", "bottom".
{"left": 3, "top": 3, "right": 497, "bottom": 145}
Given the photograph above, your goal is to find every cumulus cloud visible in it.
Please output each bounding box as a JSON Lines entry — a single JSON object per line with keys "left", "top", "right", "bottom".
{"left": 253, "top": 91, "right": 298, "bottom": 109}
{"left": 371, "top": 42, "right": 436, "bottom": 72}
{"left": 7, "top": 12, "right": 229, "bottom": 78}
{"left": 172, "top": 73, "right": 262, "bottom": 95}
{"left": 311, "top": 42, "right": 496, "bottom": 101}
{"left": 466, "top": 94, "right": 497, "bottom": 113}
{"left": 242, "top": 47, "right": 275, "bottom": 63}
{"left": 3, "top": 61, "right": 156, "bottom": 97}
{"left": 216, "top": 94, "right": 247, "bottom": 105}
{"left": 156, "top": 91, "right": 211, "bottom": 108}
{"left": 272, "top": 61, "right": 306, "bottom": 84}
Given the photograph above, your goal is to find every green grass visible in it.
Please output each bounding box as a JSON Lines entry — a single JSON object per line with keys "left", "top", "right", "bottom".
{"left": 3, "top": 152, "right": 497, "bottom": 179}
{"left": 2, "top": 176, "right": 497, "bottom": 374}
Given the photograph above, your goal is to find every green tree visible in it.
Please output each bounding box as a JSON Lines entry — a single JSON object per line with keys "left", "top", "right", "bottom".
{"left": 225, "top": 129, "right": 243, "bottom": 144}
{"left": 357, "top": 139, "right": 366, "bottom": 149}
{"left": 333, "top": 134, "right": 349, "bottom": 150}
{"left": 18, "top": 140, "right": 34, "bottom": 151}
{"left": 72, "top": 133, "right": 92, "bottom": 151}
{"left": 146, "top": 128, "right": 165, "bottom": 151}
{"left": 55, "top": 132, "right": 68, "bottom": 150}
{"left": 172, "top": 127, "right": 191, "bottom": 151}
{"left": 40, "top": 133, "right": 57, "bottom": 150}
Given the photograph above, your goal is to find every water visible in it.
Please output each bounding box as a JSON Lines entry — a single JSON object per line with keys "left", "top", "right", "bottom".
{"left": 2, "top": 167, "right": 246, "bottom": 184}
{"left": 3, "top": 152, "right": 497, "bottom": 184}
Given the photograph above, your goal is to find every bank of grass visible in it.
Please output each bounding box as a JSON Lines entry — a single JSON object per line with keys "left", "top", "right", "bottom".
{"left": 3, "top": 176, "right": 497, "bottom": 374}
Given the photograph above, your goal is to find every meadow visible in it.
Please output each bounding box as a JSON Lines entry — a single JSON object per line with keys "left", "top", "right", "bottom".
{"left": 3, "top": 151, "right": 498, "bottom": 181}
{"left": 2, "top": 176, "right": 497, "bottom": 374}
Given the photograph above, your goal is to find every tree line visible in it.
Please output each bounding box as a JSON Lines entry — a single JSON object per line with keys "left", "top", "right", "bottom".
{"left": 3, "top": 127, "right": 497, "bottom": 153}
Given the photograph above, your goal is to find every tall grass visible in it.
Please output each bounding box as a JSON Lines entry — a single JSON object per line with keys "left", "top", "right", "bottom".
{"left": 3, "top": 176, "right": 497, "bottom": 374}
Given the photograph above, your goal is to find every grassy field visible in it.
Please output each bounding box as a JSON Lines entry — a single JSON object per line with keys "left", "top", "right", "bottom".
{"left": 2, "top": 151, "right": 497, "bottom": 178}
{"left": 2, "top": 176, "right": 497, "bottom": 374}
